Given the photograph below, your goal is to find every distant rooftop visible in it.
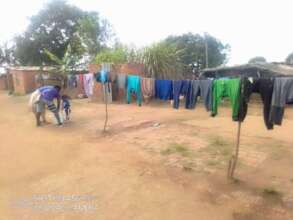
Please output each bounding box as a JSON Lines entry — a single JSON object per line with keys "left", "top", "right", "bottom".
{"left": 8, "top": 66, "right": 57, "bottom": 71}
{"left": 200, "top": 62, "right": 293, "bottom": 78}
{"left": 7, "top": 66, "right": 88, "bottom": 72}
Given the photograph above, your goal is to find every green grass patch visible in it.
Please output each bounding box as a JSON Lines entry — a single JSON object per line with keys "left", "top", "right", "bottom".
{"left": 13, "top": 92, "right": 23, "bottom": 96}
{"left": 197, "top": 136, "right": 233, "bottom": 169}
{"left": 206, "top": 160, "right": 220, "bottom": 166}
{"left": 182, "top": 165, "right": 193, "bottom": 172}
{"left": 160, "top": 143, "right": 193, "bottom": 157}
{"left": 201, "top": 136, "right": 232, "bottom": 158}
{"left": 262, "top": 187, "right": 281, "bottom": 196}
{"left": 262, "top": 187, "right": 283, "bottom": 204}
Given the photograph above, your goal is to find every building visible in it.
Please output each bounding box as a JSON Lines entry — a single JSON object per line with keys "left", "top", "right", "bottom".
{"left": 200, "top": 63, "right": 293, "bottom": 78}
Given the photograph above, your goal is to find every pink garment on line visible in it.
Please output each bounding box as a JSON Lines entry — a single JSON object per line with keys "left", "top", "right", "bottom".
{"left": 79, "top": 74, "right": 84, "bottom": 91}
{"left": 141, "top": 77, "right": 155, "bottom": 98}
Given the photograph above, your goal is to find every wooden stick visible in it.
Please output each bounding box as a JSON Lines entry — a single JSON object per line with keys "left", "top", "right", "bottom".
{"left": 227, "top": 157, "right": 233, "bottom": 179}
{"left": 103, "top": 83, "right": 108, "bottom": 132}
{"left": 229, "top": 121, "right": 242, "bottom": 179}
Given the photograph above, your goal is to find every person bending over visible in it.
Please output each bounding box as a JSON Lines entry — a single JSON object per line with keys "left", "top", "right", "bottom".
{"left": 35, "top": 85, "right": 63, "bottom": 126}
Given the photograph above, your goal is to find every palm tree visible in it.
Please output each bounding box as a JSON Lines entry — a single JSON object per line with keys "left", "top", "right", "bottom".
{"left": 141, "top": 42, "right": 183, "bottom": 79}
{"left": 44, "top": 44, "right": 81, "bottom": 75}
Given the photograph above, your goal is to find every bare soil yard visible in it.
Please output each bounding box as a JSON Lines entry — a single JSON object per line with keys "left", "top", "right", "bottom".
{"left": 1, "top": 91, "right": 293, "bottom": 220}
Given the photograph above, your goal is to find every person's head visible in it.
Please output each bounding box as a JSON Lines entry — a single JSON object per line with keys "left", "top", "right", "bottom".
{"left": 61, "top": 95, "right": 70, "bottom": 100}
{"left": 54, "top": 85, "right": 61, "bottom": 92}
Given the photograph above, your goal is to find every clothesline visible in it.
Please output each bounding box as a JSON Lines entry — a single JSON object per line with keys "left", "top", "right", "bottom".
{"left": 65, "top": 71, "right": 293, "bottom": 130}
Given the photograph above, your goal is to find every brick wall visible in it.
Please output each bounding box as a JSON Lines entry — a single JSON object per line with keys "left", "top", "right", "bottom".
{"left": 10, "top": 69, "right": 38, "bottom": 95}
{"left": 88, "top": 64, "right": 100, "bottom": 73}
{"left": 0, "top": 75, "right": 8, "bottom": 90}
{"left": 6, "top": 73, "right": 14, "bottom": 92}
{"left": 88, "top": 63, "right": 145, "bottom": 75}
{"left": 119, "top": 63, "right": 144, "bottom": 76}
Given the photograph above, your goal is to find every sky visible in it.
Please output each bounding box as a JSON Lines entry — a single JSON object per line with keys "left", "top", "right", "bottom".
{"left": 0, "top": 0, "right": 293, "bottom": 65}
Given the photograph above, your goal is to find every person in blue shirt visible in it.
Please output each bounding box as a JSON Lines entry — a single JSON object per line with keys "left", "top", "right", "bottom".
{"left": 61, "top": 95, "right": 71, "bottom": 120}
{"left": 35, "top": 85, "right": 62, "bottom": 126}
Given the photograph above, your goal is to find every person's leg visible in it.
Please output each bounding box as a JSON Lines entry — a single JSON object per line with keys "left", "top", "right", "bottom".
{"left": 35, "top": 112, "right": 41, "bottom": 126}
{"left": 65, "top": 108, "right": 70, "bottom": 120}
{"left": 37, "top": 101, "right": 48, "bottom": 124}
{"left": 34, "top": 102, "right": 43, "bottom": 127}
{"left": 41, "top": 109, "right": 48, "bottom": 123}
{"left": 53, "top": 111, "right": 62, "bottom": 125}
{"left": 46, "top": 101, "right": 62, "bottom": 125}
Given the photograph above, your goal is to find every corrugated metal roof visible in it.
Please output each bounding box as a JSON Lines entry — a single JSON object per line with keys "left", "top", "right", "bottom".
{"left": 201, "top": 63, "right": 293, "bottom": 76}
{"left": 8, "top": 66, "right": 58, "bottom": 71}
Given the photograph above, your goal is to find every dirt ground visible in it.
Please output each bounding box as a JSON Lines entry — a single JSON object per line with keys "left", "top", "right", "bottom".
{"left": 1, "top": 91, "right": 293, "bottom": 220}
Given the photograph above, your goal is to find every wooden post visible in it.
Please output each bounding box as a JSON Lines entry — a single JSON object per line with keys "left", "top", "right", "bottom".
{"left": 227, "top": 156, "right": 233, "bottom": 179}
{"left": 228, "top": 121, "right": 242, "bottom": 179}
{"left": 205, "top": 38, "right": 209, "bottom": 68}
{"left": 103, "top": 83, "right": 108, "bottom": 132}
{"left": 102, "top": 63, "right": 111, "bottom": 133}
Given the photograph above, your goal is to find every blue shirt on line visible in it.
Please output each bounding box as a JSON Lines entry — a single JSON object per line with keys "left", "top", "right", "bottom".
{"left": 155, "top": 79, "right": 173, "bottom": 100}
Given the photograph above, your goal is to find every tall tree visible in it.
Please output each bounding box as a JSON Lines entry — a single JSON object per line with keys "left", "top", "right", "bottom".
{"left": 14, "top": 0, "right": 111, "bottom": 65}
{"left": 44, "top": 44, "right": 83, "bottom": 74}
{"left": 77, "top": 12, "right": 112, "bottom": 58}
{"left": 165, "top": 33, "right": 229, "bottom": 75}
{"left": 248, "top": 56, "right": 267, "bottom": 64}
{"left": 0, "top": 47, "right": 4, "bottom": 65}
{"left": 94, "top": 47, "right": 128, "bottom": 65}
{"left": 285, "top": 52, "right": 293, "bottom": 65}
{"left": 0, "top": 43, "right": 16, "bottom": 66}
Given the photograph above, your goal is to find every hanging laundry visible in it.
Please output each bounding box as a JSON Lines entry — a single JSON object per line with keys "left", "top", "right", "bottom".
{"left": 253, "top": 78, "right": 275, "bottom": 129}
{"left": 237, "top": 77, "right": 255, "bottom": 122}
{"left": 186, "top": 80, "right": 213, "bottom": 111}
{"left": 101, "top": 69, "right": 109, "bottom": 83}
{"left": 117, "top": 74, "right": 127, "bottom": 89}
{"left": 186, "top": 80, "right": 200, "bottom": 109}
{"left": 109, "top": 73, "right": 118, "bottom": 101}
{"left": 96, "top": 70, "right": 110, "bottom": 83}
{"left": 102, "top": 83, "right": 112, "bottom": 103}
{"left": 79, "top": 74, "right": 84, "bottom": 91}
{"left": 141, "top": 77, "right": 155, "bottom": 100}
{"left": 200, "top": 80, "right": 213, "bottom": 111}
{"left": 155, "top": 79, "right": 173, "bottom": 100}
{"left": 83, "top": 73, "right": 94, "bottom": 97}
{"left": 212, "top": 78, "right": 241, "bottom": 121}
{"left": 126, "top": 75, "right": 142, "bottom": 106}
{"left": 116, "top": 74, "right": 127, "bottom": 102}
{"left": 270, "top": 77, "right": 293, "bottom": 125}
{"left": 173, "top": 80, "right": 191, "bottom": 109}
{"left": 68, "top": 74, "right": 78, "bottom": 88}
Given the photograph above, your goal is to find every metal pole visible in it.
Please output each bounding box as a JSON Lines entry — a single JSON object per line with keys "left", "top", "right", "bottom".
{"left": 103, "top": 83, "right": 108, "bottom": 132}
{"left": 102, "top": 63, "right": 111, "bottom": 133}
{"left": 205, "top": 37, "right": 209, "bottom": 68}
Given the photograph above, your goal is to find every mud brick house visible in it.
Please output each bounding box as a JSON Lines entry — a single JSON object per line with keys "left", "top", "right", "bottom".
{"left": 8, "top": 67, "right": 41, "bottom": 95}
{"left": 0, "top": 74, "right": 8, "bottom": 90}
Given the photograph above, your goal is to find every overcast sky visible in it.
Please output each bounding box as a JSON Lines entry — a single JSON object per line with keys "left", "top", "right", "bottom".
{"left": 0, "top": 0, "right": 293, "bottom": 65}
